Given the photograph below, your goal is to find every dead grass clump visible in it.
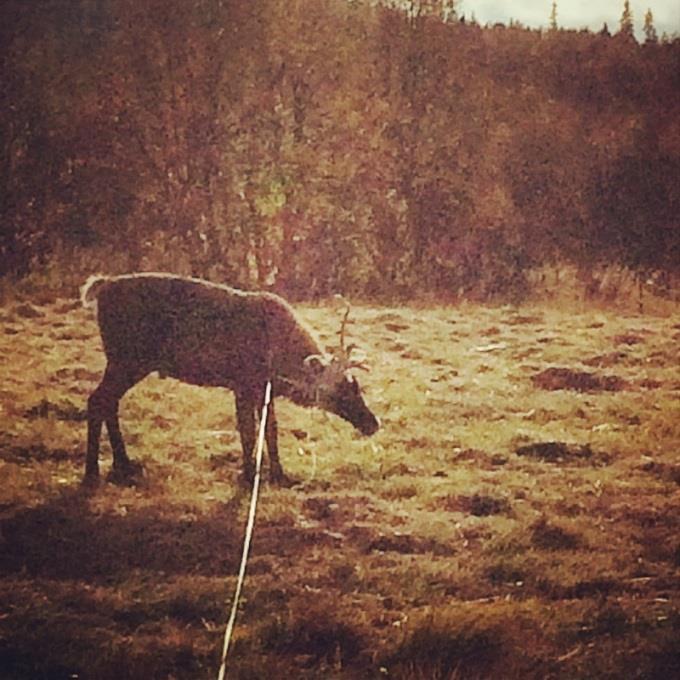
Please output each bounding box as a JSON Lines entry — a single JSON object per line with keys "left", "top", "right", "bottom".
{"left": 486, "top": 562, "right": 526, "bottom": 586}
{"left": 530, "top": 519, "right": 581, "bottom": 551}
{"left": 366, "top": 531, "right": 454, "bottom": 557}
{"left": 532, "top": 367, "right": 627, "bottom": 392}
{"left": 466, "top": 494, "right": 511, "bottom": 517}
{"left": 115, "top": 590, "right": 224, "bottom": 631}
{"left": 612, "top": 333, "right": 645, "bottom": 345}
{"left": 570, "top": 602, "right": 630, "bottom": 641}
{"left": 501, "top": 313, "right": 544, "bottom": 325}
{"left": 0, "top": 440, "right": 74, "bottom": 465}
{"left": 101, "top": 631, "right": 204, "bottom": 680}
{"left": 639, "top": 461, "right": 680, "bottom": 486}
{"left": 384, "top": 461, "right": 420, "bottom": 476}
{"left": 380, "top": 481, "right": 420, "bottom": 501}
{"left": 646, "top": 642, "right": 680, "bottom": 680}
{"left": 449, "top": 448, "right": 508, "bottom": 470}
{"left": 384, "top": 619, "right": 502, "bottom": 679}
{"left": 384, "top": 321, "right": 411, "bottom": 333}
{"left": 24, "top": 397, "right": 87, "bottom": 422}
{"left": 582, "top": 351, "right": 628, "bottom": 367}
{"left": 538, "top": 576, "right": 620, "bottom": 601}
{"left": 56, "top": 366, "right": 101, "bottom": 382}
{"left": 637, "top": 527, "right": 680, "bottom": 566}
{"left": 258, "top": 613, "right": 366, "bottom": 671}
{"left": 435, "top": 493, "right": 511, "bottom": 517}
{"left": 13, "top": 302, "right": 44, "bottom": 319}
{"left": 302, "top": 496, "right": 339, "bottom": 520}
{"left": 515, "top": 441, "right": 611, "bottom": 466}
{"left": 636, "top": 377, "right": 664, "bottom": 389}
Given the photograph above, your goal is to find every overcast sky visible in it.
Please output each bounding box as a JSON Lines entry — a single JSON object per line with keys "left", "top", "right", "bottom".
{"left": 461, "top": 1, "right": 679, "bottom": 38}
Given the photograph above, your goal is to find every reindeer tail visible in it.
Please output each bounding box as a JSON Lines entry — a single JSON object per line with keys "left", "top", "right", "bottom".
{"left": 80, "top": 274, "right": 111, "bottom": 309}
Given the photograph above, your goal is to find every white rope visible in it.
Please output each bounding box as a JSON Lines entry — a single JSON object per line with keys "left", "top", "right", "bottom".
{"left": 217, "top": 381, "right": 272, "bottom": 680}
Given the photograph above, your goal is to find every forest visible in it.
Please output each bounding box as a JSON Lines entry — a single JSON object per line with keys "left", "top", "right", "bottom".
{"left": 1, "top": 0, "right": 679, "bottom": 301}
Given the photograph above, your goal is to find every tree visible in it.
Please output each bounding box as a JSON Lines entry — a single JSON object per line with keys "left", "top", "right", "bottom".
{"left": 643, "top": 9, "right": 658, "bottom": 44}
{"left": 549, "top": 2, "right": 558, "bottom": 31}
{"left": 619, "top": 1, "right": 635, "bottom": 40}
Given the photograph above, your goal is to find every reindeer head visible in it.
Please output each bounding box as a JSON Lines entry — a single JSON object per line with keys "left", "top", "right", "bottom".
{"left": 288, "top": 299, "right": 379, "bottom": 436}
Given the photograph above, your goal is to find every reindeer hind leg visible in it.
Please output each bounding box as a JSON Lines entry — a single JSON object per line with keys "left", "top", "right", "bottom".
{"left": 86, "top": 361, "right": 146, "bottom": 485}
{"left": 235, "top": 390, "right": 257, "bottom": 485}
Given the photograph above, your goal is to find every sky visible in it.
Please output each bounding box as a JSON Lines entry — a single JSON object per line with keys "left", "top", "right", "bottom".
{"left": 460, "top": 1, "right": 680, "bottom": 38}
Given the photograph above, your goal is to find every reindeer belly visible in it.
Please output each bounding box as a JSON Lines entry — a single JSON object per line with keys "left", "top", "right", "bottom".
{"left": 164, "top": 351, "right": 237, "bottom": 387}
{"left": 163, "top": 339, "right": 266, "bottom": 390}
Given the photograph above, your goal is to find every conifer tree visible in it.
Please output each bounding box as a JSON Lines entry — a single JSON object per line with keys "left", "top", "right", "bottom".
{"left": 549, "top": 2, "right": 558, "bottom": 31}
{"left": 619, "top": 0, "right": 635, "bottom": 39}
{"left": 643, "top": 8, "right": 658, "bottom": 44}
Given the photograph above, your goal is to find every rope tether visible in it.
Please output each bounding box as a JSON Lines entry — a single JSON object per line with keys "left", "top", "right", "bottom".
{"left": 217, "top": 381, "right": 272, "bottom": 680}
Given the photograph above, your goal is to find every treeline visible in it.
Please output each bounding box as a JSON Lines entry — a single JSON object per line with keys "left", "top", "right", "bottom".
{"left": 2, "top": 0, "right": 679, "bottom": 300}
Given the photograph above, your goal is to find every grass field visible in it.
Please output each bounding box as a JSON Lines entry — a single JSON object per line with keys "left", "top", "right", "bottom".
{"left": 0, "top": 291, "right": 678, "bottom": 679}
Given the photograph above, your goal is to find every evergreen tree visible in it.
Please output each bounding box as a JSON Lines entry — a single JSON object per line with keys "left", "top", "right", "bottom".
{"left": 619, "top": 0, "right": 635, "bottom": 39}
{"left": 643, "top": 8, "right": 658, "bottom": 44}
{"left": 549, "top": 2, "right": 558, "bottom": 31}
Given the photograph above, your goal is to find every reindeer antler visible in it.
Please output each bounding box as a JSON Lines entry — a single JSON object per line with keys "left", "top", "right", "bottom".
{"left": 339, "top": 299, "right": 350, "bottom": 353}
{"left": 332, "top": 295, "right": 370, "bottom": 372}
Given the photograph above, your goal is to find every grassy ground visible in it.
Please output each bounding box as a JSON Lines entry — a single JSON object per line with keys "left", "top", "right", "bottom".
{"left": 0, "top": 291, "right": 678, "bottom": 679}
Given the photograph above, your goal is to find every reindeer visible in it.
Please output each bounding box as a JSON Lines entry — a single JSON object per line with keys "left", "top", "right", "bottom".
{"left": 80, "top": 273, "right": 379, "bottom": 486}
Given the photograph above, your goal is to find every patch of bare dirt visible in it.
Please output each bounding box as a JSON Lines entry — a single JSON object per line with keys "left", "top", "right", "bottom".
{"left": 0, "top": 441, "right": 76, "bottom": 465}
{"left": 24, "top": 398, "right": 87, "bottom": 422}
{"left": 501, "top": 313, "right": 544, "bottom": 325}
{"left": 451, "top": 448, "right": 509, "bottom": 470}
{"left": 638, "top": 461, "right": 680, "bottom": 486}
{"left": 537, "top": 577, "right": 620, "bottom": 600}
{"left": 384, "top": 321, "right": 410, "bottom": 333}
{"left": 515, "top": 441, "right": 611, "bottom": 466}
{"left": 13, "top": 303, "right": 44, "bottom": 319}
{"left": 532, "top": 367, "right": 627, "bottom": 392}
{"left": 342, "top": 525, "right": 454, "bottom": 556}
{"left": 582, "top": 351, "right": 629, "bottom": 367}
{"left": 612, "top": 333, "right": 646, "bottom": 345}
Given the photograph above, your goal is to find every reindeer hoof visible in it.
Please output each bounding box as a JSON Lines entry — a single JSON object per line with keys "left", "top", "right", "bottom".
{"left": 238, "top": 470, "right": 255, "bottom": 487}
{"left": 81, "top": 472, "right": 100, "bottom": 490}
{"left": 270, "top": 470, "right": 298, "bottom": 488}
{"left": 108, "top": 460, "right": 145, "bottom": 486}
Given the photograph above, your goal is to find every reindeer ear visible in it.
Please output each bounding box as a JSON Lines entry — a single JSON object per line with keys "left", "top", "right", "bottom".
{"left": 347, "top": 348, "right": 369, "bottom": 371}
{"left": 304, "top": 355, "right": 326, "bottom": 375}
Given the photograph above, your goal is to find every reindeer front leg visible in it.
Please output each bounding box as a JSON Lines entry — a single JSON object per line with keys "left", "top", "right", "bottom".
{"left": 235, "top": 390, "right": 256, "bottom": 484}
{"left": 264, "top": 397, "right": 283, "bottom": 483}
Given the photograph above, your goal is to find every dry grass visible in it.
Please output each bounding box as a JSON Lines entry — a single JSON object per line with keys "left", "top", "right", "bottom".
{"left": 0, "top": 291, "right": 678, "bottom": 679}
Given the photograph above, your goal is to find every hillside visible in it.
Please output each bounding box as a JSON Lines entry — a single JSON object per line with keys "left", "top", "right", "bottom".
{"left": 2, "top": 0, "right": 679, "bottom": 300}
